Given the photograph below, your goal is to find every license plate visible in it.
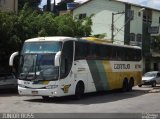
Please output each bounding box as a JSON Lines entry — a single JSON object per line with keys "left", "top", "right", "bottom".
{"left": 32, "top": 91, "right": 38, "bottom": 95}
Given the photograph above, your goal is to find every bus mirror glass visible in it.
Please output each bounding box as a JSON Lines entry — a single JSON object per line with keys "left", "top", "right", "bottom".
{"left": 55, "top": 51, "right": 61, "bottom": 67}
{"left": 9, "top": 52, "right": 19, "bottom": 66}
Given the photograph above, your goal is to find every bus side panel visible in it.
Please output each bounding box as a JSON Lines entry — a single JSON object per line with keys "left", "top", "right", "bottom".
{"left": 87, "top": 60, "right": 142, "bottom": 91}
{"left": 87, "top": 60, "right": 122, "bottom": 91}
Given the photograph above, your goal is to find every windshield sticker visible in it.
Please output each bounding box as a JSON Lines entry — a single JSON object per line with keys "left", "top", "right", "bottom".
{"left": 33, "top": 80, "right": 49, "bottom": 85}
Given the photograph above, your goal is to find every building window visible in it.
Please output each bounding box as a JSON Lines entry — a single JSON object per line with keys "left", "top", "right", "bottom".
{"left": 159, "top": 17, "right": 160, "bottom": 24}
{"left": 138, "top": 12, "right": 141, "bottom": 17}
{"left": 130, "top": 33, "right": 135, "bottom": 41}
{"left": 136, "top": 34, "right": 142, "bottom": 42}
{"left": 143, "top": 10, "right": 152, "bottom": 23}
{"left": 148, "top": 16, "right": 152, "bottom": 23}
{"left": 143, "top": 14, "right": 147, "bottom": 22}
{"left": 79, "top": 13, "right": 86, "bottom": 20}
{"left": 127, "top": 10, "right": 134, "bottom": 20}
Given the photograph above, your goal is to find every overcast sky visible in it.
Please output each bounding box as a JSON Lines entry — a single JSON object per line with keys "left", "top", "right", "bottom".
{"left": 39, "top": 0, "right": 160, "bottom": 10}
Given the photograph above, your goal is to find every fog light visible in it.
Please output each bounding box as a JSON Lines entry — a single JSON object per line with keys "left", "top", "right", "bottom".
{"left": 18, "top": 84, "right": 25, "bottom": 88}
{"left": 51, "top": 91, "right": 57, "bottom": 95}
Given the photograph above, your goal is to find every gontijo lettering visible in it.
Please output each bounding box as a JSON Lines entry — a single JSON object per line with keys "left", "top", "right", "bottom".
{"left": 114, "top": 64, "right": 130, "bottom": 69}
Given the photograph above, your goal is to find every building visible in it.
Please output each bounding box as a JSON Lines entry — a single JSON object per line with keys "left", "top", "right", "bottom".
{"left": 0, "top": 0, "right": 18, "bottom": 14}
{"left": 73, "top": 0, "right": 160, "bottom": 72}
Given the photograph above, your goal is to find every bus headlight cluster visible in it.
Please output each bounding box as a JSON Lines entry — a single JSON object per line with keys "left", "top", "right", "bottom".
{"left": 18, "top": 84, "right": 26, "bottom": 88}
{"left": 46, "top": 85, "right": 58, "bottom": 89}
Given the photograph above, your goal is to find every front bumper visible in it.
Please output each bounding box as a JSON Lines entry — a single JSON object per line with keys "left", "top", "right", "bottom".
{"left": 141, "top": 80, "right": 154, "bottom": 85}
{"left": 18, "top": 87, "right": 59, "bottom": 97}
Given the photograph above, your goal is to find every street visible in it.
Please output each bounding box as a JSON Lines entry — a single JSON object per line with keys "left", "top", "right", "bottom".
{"left": 0, "top": 86, "right": 160, "bottom": 114}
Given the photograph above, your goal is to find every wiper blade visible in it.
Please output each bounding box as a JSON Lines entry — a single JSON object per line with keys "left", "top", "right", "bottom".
{"left": 24, "top": 55, "right": 36, "bottom": 80}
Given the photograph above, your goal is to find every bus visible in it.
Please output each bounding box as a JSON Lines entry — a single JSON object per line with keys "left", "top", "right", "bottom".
{"left": 9, "top": 36, "right": 142, "bottom": 99}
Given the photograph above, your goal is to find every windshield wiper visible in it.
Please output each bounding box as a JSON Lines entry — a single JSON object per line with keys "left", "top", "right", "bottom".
{"left": 23, "top": 56, "right": 36, "bottom": 80}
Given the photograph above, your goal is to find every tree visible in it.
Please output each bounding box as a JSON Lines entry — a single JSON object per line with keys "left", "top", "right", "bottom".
{"left": 0, "top": 11, "right": 20, "bottom": 72}
{"left": 18, "top": 0, "right": 42, "bottom": 10}
{"left": 0, "top": 6, "right": 93, "bottom": 72}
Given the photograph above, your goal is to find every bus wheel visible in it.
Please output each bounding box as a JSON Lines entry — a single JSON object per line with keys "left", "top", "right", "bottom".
{"left": 128, "top": 78, "right": 134, "bottom": 91}
{"left": 75, "top": 82, "right": 84, "bottom": 99}
{"left": 122, "top": 79, "right": 128, "bottom": 92}
{"left": 138, "top": 85, "right": 142, "bottom": 87}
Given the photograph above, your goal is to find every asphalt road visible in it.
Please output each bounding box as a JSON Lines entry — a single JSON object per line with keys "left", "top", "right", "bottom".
{"left": 0, "top": 86, "right": 160, "bottom": 118}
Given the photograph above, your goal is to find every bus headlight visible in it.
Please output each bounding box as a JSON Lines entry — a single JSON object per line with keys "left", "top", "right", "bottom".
{"left": 18, "top": 84, "right": 26, "bottom": 88}
{"left": 46, "top": 85, "right": 58, "bottom": 89}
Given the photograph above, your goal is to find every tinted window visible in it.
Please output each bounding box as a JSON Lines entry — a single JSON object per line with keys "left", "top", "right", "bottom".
{"left": 60, "top": 41, "right": 73, "bottom": 79}
{"left": 75, "top": 41, "right": 141, "bottom": 61}
{"left": 75, "top": 42, "right": 89, "bottom": 60}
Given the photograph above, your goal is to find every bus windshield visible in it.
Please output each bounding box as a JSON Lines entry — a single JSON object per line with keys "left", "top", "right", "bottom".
{"left": 22, "top": 41, "right": 61, "bottom": 54}
{"left": 19, "top": 41, "right": 62, "bottom": 81}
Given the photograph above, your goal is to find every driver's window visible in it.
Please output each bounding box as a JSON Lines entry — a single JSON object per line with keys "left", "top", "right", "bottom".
{"left": 60, "top": 41, "right": 73, "bottom": 79}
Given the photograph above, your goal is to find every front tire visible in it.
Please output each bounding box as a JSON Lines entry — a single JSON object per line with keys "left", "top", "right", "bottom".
{"left": 128, "top": 79, "right": 134, "bottom": 91}
{"left": 152, "top": 81, "right": 156, "bottom": 87}
{"left": 75, "top": 82, "right": 84, "bottom": 99}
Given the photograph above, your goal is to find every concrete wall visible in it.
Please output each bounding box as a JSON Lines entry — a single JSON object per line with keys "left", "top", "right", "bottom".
{"left": 130, "top": 6, "right": 143, "bottom": 36}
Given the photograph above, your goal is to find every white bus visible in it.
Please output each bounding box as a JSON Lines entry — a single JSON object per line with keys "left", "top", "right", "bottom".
{"left": 9, "top": 37, "right": 142, "bottom": 99}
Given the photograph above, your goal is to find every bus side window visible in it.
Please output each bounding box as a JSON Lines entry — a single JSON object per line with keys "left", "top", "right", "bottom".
{"left": 60, "top": 41, "right": 73, "bottom": 79}
{"left": 61, "top": 58, "right": 68, "bottom": 75}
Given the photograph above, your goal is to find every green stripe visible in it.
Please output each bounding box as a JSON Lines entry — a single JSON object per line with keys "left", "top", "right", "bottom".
{"left": 87, "top": 60, "right": 110, "bottom": 91}
{"left": 87, "top": 60, "right": 103, "bottom": 91}
{"left": 95, "top": 61, "right": 109, "bottom": 90}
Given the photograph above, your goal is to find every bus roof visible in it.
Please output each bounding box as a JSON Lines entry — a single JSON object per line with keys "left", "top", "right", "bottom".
{"left": 25, "top": 36, "right": 141, "bottom": 50}
{"left": 25, "top": 36, "right": 77, "bottom": 42}
{"left": 80, "top": 37, "right": 141, "bottom": 50}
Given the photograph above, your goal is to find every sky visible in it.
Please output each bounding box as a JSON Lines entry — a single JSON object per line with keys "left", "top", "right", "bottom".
{"left": 39, "top": 0, "right": 160, "bottom": 10}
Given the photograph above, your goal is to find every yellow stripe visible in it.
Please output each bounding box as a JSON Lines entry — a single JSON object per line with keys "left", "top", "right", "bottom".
{"left": 102, "top": 61, "right": 142, "bottom": 90}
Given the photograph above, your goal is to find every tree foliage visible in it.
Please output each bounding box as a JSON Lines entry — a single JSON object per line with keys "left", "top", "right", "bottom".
{"left": 0, "top": 5, "right": 92, "bottom": 71}
{"left": 18, "top": 0, "right": 42, "bottom": 10}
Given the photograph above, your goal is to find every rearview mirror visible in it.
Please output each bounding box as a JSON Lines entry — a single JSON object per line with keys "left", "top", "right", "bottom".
{"left": 55, "top": 51, "right": 61, "bottom": 67}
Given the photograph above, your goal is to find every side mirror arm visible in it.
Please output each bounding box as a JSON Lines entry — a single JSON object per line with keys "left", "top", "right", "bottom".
{"left": 9, "top": 52, "right": 19, "bottom": 66}
{"left": 55, "top": 51, "right": 61, "bottom": 67}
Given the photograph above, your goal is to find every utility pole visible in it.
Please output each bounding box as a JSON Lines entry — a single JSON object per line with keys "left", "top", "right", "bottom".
{"left": 47, "top": 0, "right": 51, "bottom": 11}
{"left": 53, "top": 0, "right": 56, "bottom": 13}
{"left": 111, "top": 13, "right": 114, "bottom": 43}
{"left": 111, "top": 11, "right": 125, "bottom": 43}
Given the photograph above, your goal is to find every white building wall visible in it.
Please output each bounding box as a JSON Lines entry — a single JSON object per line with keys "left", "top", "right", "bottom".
{"left": 73, "top": 0, "right": 125, "bottom": 44}
{"left": 130, "top": 6, "right": 143, "bottom": 35}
